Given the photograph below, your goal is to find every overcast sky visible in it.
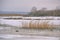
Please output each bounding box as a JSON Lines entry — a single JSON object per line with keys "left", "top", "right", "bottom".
{"left": 0, "top": 0, "right": 60, "bottom": 12}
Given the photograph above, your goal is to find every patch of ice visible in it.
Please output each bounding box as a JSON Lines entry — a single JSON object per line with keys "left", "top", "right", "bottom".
{"left": 0, "top": 34, "right": 23, "bottom": 38}
{"left": 0, "top": 27, "right": 4, "bottom": 30}
{"left": 0, "top": 34, "right": 59, "bottom": 40}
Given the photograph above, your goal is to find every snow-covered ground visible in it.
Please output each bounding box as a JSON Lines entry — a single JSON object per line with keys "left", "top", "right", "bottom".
{"left": 0, "top": 16, "right": 60, "bottom": 27}
{"left": 1, "top": 16, "right": 60, "bottom": 20}
{"left": 0, "top": 34, "right": 60, "bottom": 40}
{"left": 0, "top": 16, "right": 60, "bottom": 40}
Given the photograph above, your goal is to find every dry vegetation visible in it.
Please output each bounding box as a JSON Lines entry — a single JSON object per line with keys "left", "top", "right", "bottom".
{"left": 22, "top": 21, "right": 55, "bottom": 29}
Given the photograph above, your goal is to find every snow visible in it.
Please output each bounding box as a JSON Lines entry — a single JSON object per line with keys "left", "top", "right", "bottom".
{"left": 0, "top": 34, "right": 59, "bottom": 40}
{"left": 0, "top": 16, "right": 60, "bottom": 27}
{"left": 0, "top": 34, "right": 23, "bottom": 38}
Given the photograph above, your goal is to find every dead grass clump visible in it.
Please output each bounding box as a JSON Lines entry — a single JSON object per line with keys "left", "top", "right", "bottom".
{"left": 22, "top": 21, "right": 54, "bottom": 29}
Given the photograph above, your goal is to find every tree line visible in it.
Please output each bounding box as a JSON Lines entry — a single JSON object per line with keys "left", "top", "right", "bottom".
{"left": 28, "top": 7, "right": 60, "bottom": 16}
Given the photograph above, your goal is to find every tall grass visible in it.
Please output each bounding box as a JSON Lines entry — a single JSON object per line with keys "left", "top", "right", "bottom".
{"left": 22, "top": 21, "right": 55, "bottom": 29}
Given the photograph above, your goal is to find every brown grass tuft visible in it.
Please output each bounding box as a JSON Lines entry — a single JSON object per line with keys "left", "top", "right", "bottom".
{"left": 22, "top": 21, "right": 54, "bottom": 29}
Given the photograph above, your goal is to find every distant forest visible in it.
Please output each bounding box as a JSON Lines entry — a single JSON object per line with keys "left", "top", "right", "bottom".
{"left": 28, "top": 7, "right": 60, "bottom": 16}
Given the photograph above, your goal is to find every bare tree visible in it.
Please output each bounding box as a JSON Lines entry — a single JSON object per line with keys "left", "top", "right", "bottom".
{"left": 41, "top": 7, "right": 47, "bottom": 11}
{"left": 31, "top": 6, "right": 37, "bottom": 13}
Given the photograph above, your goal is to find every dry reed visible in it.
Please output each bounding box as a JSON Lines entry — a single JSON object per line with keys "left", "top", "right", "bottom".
{"left": 22, "top": 21, "right": 55, "bottom": 29}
